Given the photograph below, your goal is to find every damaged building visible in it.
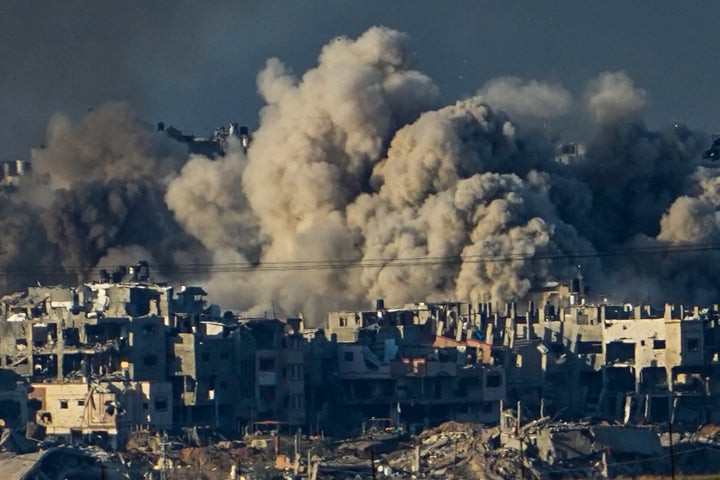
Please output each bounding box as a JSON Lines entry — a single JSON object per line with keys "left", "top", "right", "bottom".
{"left": 158, "top": 121, "right": 251, "bottom": 157}
{"left": 485, "top": 269, "right": 720, "bottom": 428}
{"left": 3, "top": 262, "right": 720, "bottom": 445}
{"left": 0, "top": 263, "right": 177, "bottom": 443}
{"left": 326, "top": 300, "right": 505, "bottom": 428}
{"left": 0, "top": 263, "right": 315, "bottom": 444}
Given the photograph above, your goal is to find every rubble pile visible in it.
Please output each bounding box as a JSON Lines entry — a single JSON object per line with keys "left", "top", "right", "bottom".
{"left": 7, "top": 420, "right": 720, "bottom": 478}
{"left": 377, "top": 422, "right": 532, "bottom": 479}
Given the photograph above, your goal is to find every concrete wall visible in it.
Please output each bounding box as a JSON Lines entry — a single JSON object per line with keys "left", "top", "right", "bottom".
{"left": 30, "top": 380, "right": 173, "bottom": 437}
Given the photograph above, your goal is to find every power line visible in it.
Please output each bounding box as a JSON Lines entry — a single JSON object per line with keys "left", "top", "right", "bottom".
{"left": 0, "top": 242, "right": 719, "bottom": 278}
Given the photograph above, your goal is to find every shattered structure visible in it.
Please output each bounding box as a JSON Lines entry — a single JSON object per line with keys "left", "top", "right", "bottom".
{"left": 0, "top": 159, "right": 32, "bottom": 187}
{"left": 158, "top": 121, "right": 251, "bottom": 157}
{"left": 517, "top": 270, "right": 720, "bottom": 428}
{"left": 327, "top": 300, "right": 504, "bottom": 426}
{"left": 0, "top": 262, "right": 720, "bottom": 450}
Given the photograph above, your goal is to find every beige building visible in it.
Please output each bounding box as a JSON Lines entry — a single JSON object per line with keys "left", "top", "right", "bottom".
{"left": 29, "top": 379, "right": 172, "bottom": 443}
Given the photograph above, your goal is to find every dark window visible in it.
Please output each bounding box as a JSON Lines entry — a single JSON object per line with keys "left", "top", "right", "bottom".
{"left": 154, "top": 398, "right": 168, "bottom": 412}
{"left": 259, "top": 357, "right": 275, "bottom": 371}
{"left": 77, "top": 400, "right": 85, "bottom": 407}
{"left": 259, "top": 386, "right": 276, "bottom": 403}
{"left": 606, "top": 342, "right": 635, "bottom": 363}
{"left": 143, "top": 402, "right": 149, "bottom": 410}
{"left": 184, "top": 377, "right": 196, "bottom": 392}
{"left": 60, "top": 400, "right": 68, "bottom": 409}
{"left": 344, "top": 351, "right": 354, "bottom": 362}
{"left": 653, "top": 339, "right": 666, "bottom": 350}
{"left": 688, "top": 338, "right": 700, "bottom": 352}
{"left": 486, "top": 373, "right": 502, "bottom": 388}
{"left": 577, "top": 341, "right": 603, "bottom": 354}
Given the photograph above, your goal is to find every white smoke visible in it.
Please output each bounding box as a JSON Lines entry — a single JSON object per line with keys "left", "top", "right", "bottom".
{"left": 234, "top": 26, "right": 440, "bottom": 317}
{"left": 585, "top": 71, "right": 646, "bottom": 124}
{"left": 347, "top": 98, "right": 592, "bottom": 306}
{"left": 9, "top": 28, "right": 719, "bottom": 323}
{"left": 476, "top": 76, "right": 572, "bottom": 119}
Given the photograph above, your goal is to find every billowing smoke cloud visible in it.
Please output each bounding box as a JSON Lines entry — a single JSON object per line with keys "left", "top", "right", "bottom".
{"left": 32, "top": 102, "right": 185, "bottom": 189}
{"left": 0, "top": 194, "right": 65, "bottom": 294}
{"left": 476, "top": 76, "right": 572, "bottom": 120}
{"left": 42, "top": 177, "right": 209, "bottom": 278}
{"left": 236, "top": 26, "right": 442, "bottom": 318}
{"left": 585, "top": 71, "right": 646, "bottom": 124}
{"left": 345, "top": 98, "right": 593, "bottom": 307}
{"left": 14, "top": 102, "right": 211, "bottom": 283}
{"left": 571, "top": 73, "right": 708, "bottom": 249}
{"left": 5, "top": 26, "right": 720, "bottom": 323}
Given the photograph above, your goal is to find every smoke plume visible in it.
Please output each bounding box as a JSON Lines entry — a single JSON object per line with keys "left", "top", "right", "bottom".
{"left": 5, "top": 26, "right": 720, "bottom": 323}
{"left": 476, "top": 76, "right": 572, "bottom": 120}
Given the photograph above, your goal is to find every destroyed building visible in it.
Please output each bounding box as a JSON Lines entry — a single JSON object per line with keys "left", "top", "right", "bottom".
{"left": 0, "top": 159, "right": 32, "bottom": 187}
{"left": 158, "top": 121, "right": 251, "bottom": 157}
{"left": 323, "top": 269, "right": 720, "bottom": 432}
{"left": 0, "top": 264, "right": 313, "bottom": 444}
{"left": 2, "top": 262, "right": 720, "bottom": 446}
{"left": 326, "top": 300, "right": 505, "bottom": 428}
{"left": 486, "top": 269, "right": 720, "bottom": 429}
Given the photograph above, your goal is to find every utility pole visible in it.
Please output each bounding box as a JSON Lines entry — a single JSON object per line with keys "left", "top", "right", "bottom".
{"left": 294, "top": 430, "right": 300, "bottom": 476}
{"left": 452, "top": 437, "right": 458, "bottom": 478}
{"left": 517, "top": 400, "right": 525, "bottom": 480}
{"left": 413, "top": 443, "right": 420, "bottom": 474}
{"left": 160, "top": 432, "right": 169, "bottom": 480}
{"left": 519, "top": 437, "right": 526, "bottom": 480}
{"left": 499, "top": 399, "right": 503, "bottom": 433}
{"left": 668, "top": 413, "right": 676, "bottom": 480}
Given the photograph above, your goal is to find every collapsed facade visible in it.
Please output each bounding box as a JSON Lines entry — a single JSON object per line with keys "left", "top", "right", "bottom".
{"left": 0, "top": 263, "right": 719, "bottom": 445}
{"left": 158, "top": 121, "right": 251, "bottom": 157}
{"left": 326, "top": 301, "right": 504, "bottom": 427}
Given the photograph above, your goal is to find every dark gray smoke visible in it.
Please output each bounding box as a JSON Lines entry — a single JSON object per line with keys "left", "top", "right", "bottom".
{"left": 32, "top": 102, "right": 185, "bottom": 188}
{"left": 0, "top": 193, "right": 64, "bottom": 293}
{"left": 42, "top": 177, "right": 209, "bottom": 279}
{"left": 571, "top": 72, "right": 708, "bottom": 248}
{"left": 5, "top": 27, "right": 719, "bottom": 322}
{"left": 22, "top": 102, "right": 211, "bottom": 284}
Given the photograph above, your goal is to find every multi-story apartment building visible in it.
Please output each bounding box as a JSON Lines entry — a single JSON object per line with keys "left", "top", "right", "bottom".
{"left": 327, "top": 301, "right": 505, "bottom": 428}
{"left": 2, "top": 261, "right": 720, "bottom": 444}
{"left": 501, "top": 271, "right": 720, "bottom": 427}
{"left": 242, "top": 318, "right": 306, "bottom": 427}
